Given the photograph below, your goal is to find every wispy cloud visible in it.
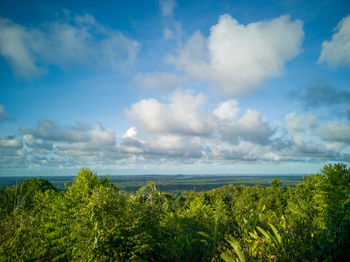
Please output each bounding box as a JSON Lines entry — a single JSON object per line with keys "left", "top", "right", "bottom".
{"left": 0, "top": 13, "right": 139, "bottom": 78}
{"left": 159, "top": 0, "right": 177, "bottom": 17}
{"left": 132, "top": 72, "right": 185, "bottom": 90}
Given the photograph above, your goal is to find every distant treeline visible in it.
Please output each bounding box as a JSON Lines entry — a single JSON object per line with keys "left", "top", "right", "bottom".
{"left": 0, "top": 164, "right": 349, "bottom": 261}
{"left": 0, "top": 174, "right": 304, "bottom": 193}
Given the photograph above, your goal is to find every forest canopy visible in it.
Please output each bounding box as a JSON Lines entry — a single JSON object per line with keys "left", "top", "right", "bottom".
{"left": 0, "top": 163, "right": 349, "bottom": 261}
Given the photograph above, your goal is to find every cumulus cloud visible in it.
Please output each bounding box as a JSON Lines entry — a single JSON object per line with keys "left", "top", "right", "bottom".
{"left": 10, "top": 121, "right": 121, "bottom": 170}
{"left": 285, "top": 112, "right": 318, "bottom": 132}
{"left": 318, "top": 15, "right": 350, "bottom": 68}
{"left": 21, "top": 120, "right": 116, "bottom": 150}
{"left": 234, "top": 110, "right": 273, "bottom": 144}
{"left": 169, "top": 15, "right": 304, "bottom": 95}
{"left": 126, "top": 91, "right": 274, "bottom": 145}
{"left": 1, "top": 112, "right": 349, "bottom": 171}
{"left": 0, "top": 136, "right": 22, "bottom": 148}
{"left": 0, "top": 14, "right": 139, "bottom": 78}
{"left": 120, "top": 127, "right": 145, "bottom": 154}
{"left": 0, "top": 136, "right": 25, "bottom": 169}
{"left": 319, "top": 122, "right": 350, "bottom": 142}
{"left": 132, "top": 72, "right": 184, "bottom": 90}
{"left": 213, "top": 100, "right": 240, "bottom": 121}
{"left": 159, "top": 0, "right": 177, "bottom": 17}
{"left": 218, "top": 109, "right": 274, "bottom": 145}
{"left": 125, "top": 90, "right": 213, "bottom": 136}
{"left": 2, "top": 96, "right": 350, "bottom": 171}
{"left": 21, "top": 120, "right": 91, "bottom": 143}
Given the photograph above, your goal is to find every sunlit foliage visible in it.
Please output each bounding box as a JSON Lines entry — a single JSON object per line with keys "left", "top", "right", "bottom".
{"left": 0, "top": 164, "right": 349, "bottom": 261}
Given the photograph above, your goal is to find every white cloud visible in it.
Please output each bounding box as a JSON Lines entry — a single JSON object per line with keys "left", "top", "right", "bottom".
{"left": 218, "top": 109, "right": 274, "bottom": 145}
{"left": 21, "top": 120, "right": 90, "bottom": 143}
{"left": 285, "top": 112, "right": 318, "bottom": 132}
{"left": 0, "top": 136, "right": 22, "bottom": 148}
{"left": 132, "top": 72, "right": 184, "bottom": 90}
{"left": 125, "top": 90, "right": 213, "bottom": 136}
{"left": 68, "top": 124, "right": 116, "bottom": 150}
{"left": 121, "top": 127, "right": 145, "bottom": 154}
{"left": 169, "top": 15, "right": 304, "bottom": 95}
{"left": 22, "top": 120, "right": 116, "bottom": 151}
{"left": 319, "top": 122, "right": 350, "bottom": 142}
{"left": 159, "top": 0, "right": 177, "bottom": 17}
{"left": 213, "top": 99, "right": 240, "bottom": 121}
{"left": 0, "top": 14, "right": 139, "bottom": 78}
{"left": 168, "top": 30, "right": 210, "bottom": 80}
{"left": 1, "top": 111, "right": 349, "bottom": 171}
{"left": 126, "top": 90, "right": 274, "bottom": 145}
{"left": 235, "top": 109, "right": 273, "bottom": 144}
{"left": 318, "top": 15, "right": 350, "bottom": 68}
{"left": 2, "top": 98, "right": 350, "bottom": 171}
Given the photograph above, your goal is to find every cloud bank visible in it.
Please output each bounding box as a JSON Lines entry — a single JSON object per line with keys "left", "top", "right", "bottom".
{"left": 2, "top": 90, "right": 349, "bottom": 172}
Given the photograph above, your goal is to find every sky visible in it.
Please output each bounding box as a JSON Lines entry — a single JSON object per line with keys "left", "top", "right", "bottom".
{"left": 0, "top": 0, "right": 350, "bottom": 176}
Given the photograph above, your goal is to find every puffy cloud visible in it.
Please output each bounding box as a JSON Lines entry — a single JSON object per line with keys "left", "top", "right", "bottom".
{"left": 126, "top": 91, "right": 274, "bottom": 145}
{"left": 148, "top": 134, "right": 204, "bottom": 159}
{"left": 0, "top": 136, "right": 25, "bottom": 169}
{"left": 319, "top": 122, "right": 350, "bottom": 142}
{"left": 159, "top": 0, "right": 177, "bottom": 17}
{"left": 22, "top": 134, "right": 53, "bottom": 150}
{"left": 0, "top": 136, "right": 22, "bottom": 148}
{"left": 120, "top": 127, "right": 206, "bottom": 161}
{"left": 13, "top": 121, "right": 120, "bottom": 170}
{"left": 318, "top": 15, "right": 350, "bottom": 68}
{"left": 2, "top": 98, "right": 350, "bottom": 171}
{"left": 169, "top": 15, "right": 304, "bottom": 95}
{"left": 167, "top": 31, "right": 211, "bottom": 80}
{"left": 0, "top": 14, "right": 139, "bottom": 78}
{"left": 21, "top": 120, "right": 91, "bottom": 143}
{"left": 65, "top": 124, "right": 117, "bottom": 150}
{"left": 235, "top": 109, "right": 273, "bottom": 144}
{"left": 218, "top": 109, "right": 274, "bottom": 145}
{"left": 132, "top": 73, "right": 184, "bottom": 90}
{"left": 285, "top": 112, "right": 318, "bottom": 132}
{"left": 125, "top": 90, "right": 213, "bottom": 136}
{"left": 213, "top": 99, "right": 240, "bottom": 121}
{"left": 120, "top": 127, "right": 145, "bottom": 154}
{"left": 25, "top": 121, "right": 116, "bottom": 149}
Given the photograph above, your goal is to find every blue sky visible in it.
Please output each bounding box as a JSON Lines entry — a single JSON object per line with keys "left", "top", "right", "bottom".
{"left": 0, "top": 0, "right": 350, "bottom": 176}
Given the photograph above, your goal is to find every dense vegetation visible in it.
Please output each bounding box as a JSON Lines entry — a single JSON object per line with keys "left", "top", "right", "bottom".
{"left": 0, "top": 163, "right": 349, "bottom": 261}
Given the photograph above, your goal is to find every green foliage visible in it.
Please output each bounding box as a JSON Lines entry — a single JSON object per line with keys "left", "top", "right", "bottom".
{"left": 0, "top": 164, "right": 349, "bottom": 261}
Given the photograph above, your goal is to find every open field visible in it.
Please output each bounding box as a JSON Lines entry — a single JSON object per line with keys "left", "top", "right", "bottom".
{"left": 0, "top": 174, "right": 304, "bottom": 193}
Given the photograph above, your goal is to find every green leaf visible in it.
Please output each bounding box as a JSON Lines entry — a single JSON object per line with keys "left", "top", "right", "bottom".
{"left": 269, "top": 223, "right": 282, "bottom": 244}
{"left": 256, "top": 226, "right": 271, "bottom": 241}
{"left": 227, "top": 238, "right": 246, "bottom": 262}
{"left": 221, "top": 252, "right": 237, "bottom": 262}
{"left": 197, "top": 231, "right": 211, "bottom": 240}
